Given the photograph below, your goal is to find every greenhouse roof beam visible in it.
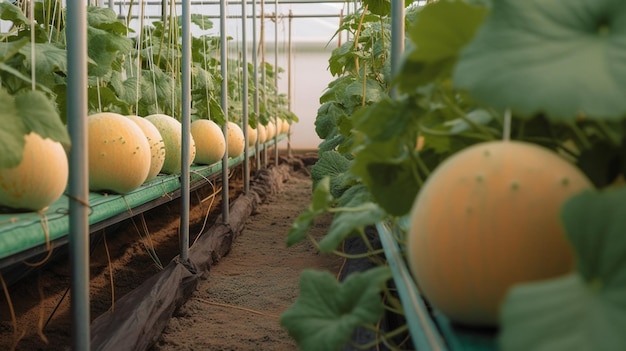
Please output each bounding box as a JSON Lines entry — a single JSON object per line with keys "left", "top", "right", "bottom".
{"left": 115, "top": 0, "right": 350, "bottom": 4}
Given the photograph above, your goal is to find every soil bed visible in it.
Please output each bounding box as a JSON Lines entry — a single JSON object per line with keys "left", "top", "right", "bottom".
{"left": 0, "top": 154, "right": 342, "bottom": 350}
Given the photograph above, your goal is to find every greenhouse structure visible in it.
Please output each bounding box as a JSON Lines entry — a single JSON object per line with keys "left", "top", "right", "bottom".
{"left": 1, "top": 0, "right": 624, "bottom": 350}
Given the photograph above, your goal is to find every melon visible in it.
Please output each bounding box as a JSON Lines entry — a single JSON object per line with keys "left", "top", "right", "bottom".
{"left": 145, "top": 114, "right": 196, "bottom": 174}
{"left": 266, "top": 121, "right": 276, "bottom": 140}
{"left": 226, "top": 121, "right": 245, "bottom": 158}
{"left": 257, "top": 124, "right": 267, "bottom": 144}
{"left": 88, "top": 112, "right": 152, "bottom": 194}
{"left": 280, "top": 119, "right": 290, "bottom": 134}
{"left": 0, "top": 132, "right": 68, "bottom": 211}
{"left": 247, "top": 125, "right": 258, "bottom": 147}
{"left": 127, "top": 115, "right": 166, "bottom": 181}
{"left": 407, "top": 140, "right": 592, "bottom": 326}
{"left": 191, "top": 119, "right": 226, "bottom": 165}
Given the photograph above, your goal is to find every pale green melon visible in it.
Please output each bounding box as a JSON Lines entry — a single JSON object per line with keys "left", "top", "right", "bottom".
{"left": 145, "top": 114, "right": 196, "bottom": 174}
{"left": 127, "top": 115, "right": 166, "bottom": 181}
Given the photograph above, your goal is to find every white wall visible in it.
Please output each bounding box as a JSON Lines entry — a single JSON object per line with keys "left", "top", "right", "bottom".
{"left": 267, "top": 41, "right": 335, "bottom": 150}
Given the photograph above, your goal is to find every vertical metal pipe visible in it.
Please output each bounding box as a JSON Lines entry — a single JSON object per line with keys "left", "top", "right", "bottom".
{"left": 66, "top": 0, "right": 90, "bottom": 349}
{"left": 220, "top": 0, "right": 230, "bottom": 224}
{"left": 390, "top": 0, "right": 404, "bottom": 99}
{"left": 241, "top": 0, "right": 250, "bottom": 193}
{"left": 273, "top": 0, "right": 278, "bottom": 165}
{"left": 162, "top": 0, "right": 168, "bottom": 26}
{"left": 287, "top": 9, "right": 292, "bottom": 157}
{"left": 180, "top": 0, "right": 191, "bottom": 260}
{"left": 260, "top": 0, "right": 267, "bottom": 168}
{"left": 252, "top": 0, "right": 260, "bottom": 171}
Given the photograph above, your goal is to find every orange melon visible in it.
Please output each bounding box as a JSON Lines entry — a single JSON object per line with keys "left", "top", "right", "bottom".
{"left": 408, "top": 140, "right": 592, "bottom": 326}
{"left": 0, "top": 132, "right": 68, "bottom": 211}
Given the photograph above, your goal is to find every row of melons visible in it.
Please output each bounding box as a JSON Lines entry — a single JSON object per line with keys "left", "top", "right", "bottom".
{"left": 0, "top": 113, "right": 291, "bottom": 212}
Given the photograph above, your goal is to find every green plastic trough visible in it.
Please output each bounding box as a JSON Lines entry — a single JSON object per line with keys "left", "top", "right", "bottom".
{"left": 0, "top": 136, "right": 285, "bottom": 269}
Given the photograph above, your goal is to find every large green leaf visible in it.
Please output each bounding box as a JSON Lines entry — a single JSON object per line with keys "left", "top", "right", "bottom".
{"left": 310, "top": 151, "right": 353, "bottom": 198}
{"left": 397, "top": 0, "right": 487, "bottom": 90}
{"left": 87, "top": 26, "right": 133, "bottom": 78}
{"left": 0, "top": 38, "right": 29, "bottom": 62}
{"left": 499, "top": 187, "right": 626, "bottom": 350}
{"left": 562, "top": 187, "right": 626, "bottom": 287}
{"left": 0, "top": 2, "right": 30, "bottom": 27}
{"left": 280, "top": 267, "right": 392, "bottom": 351}
{"left": 0, "top": 89, "right": 27, "bottom": 168}
{"left": 15, "top": 90, "right": 70, "bottom": 148}
{"left": 500, "top": 273, "right": 626, "bottom": 351}
{"left": 454, "top": 0, "right": 626, "bottom": 121}
{"left": 363, "top": 0, "right": 390, "bottom": 17}
{"left": 318, "top": 186, "right": 386, "bottom": 253}
{"left": 190, "top": 14, "right": 213, "bottom": 30}
{"left": 20, "top": 42, "right": 68, "bottom": 76}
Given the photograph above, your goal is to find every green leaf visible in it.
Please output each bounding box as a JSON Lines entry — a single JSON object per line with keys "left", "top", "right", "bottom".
{"left": 190, "top": 14, "right": 213, "bottom": 30}
{"left": 352, "top": 138, "right": 421, "bottom": 216}
{"left": 110, "top": 73, "right": 141, "bottom": 106}
{"left": 397, "top": 0, "right": 488, "bottom": 89}
{"left": 280, "top": 267, "right": 392, "bottom": 351}
{"left": 499, "top": 187, "right": 626, "bottom": 350}
{"left": 363, "top": 0, "right": 391, "bottom": 17}
{"left": 286, "top": 210, "right": 318, "bottom": 247}
{"left": 87, "top": 6, "right": 128, "bottom": 35}
{"left": 0, "top": 2, "right": 30, "bottom": 27}
{"left": 562, "top": 187, "right": 626, "bottom": 287}
{"left": 352, "top": 97, "right": 421, "bottom": 142}
{"left": 20, "top": 42, "right": 67, "bottom": 77}
{"left": 500, "top": 273, "right": 626, "bottom": 351}
{"left": 286, "top": 177, "right": 333, "bottom": 247}
{"left": 15, "top": 90, "right": 70, "bottom": 148}
{"left": 310, "top": 151, "right": 353, "bottom": 198}
{"left": 310, "top": 177, "right": 333, "bottom": 213}
{"left": 87, "top": 26, "right": 133, "bottom": 77}
{"left": 318, "top": 186, "right": 386, "bottom": 253}
{"left": 344, "top": 78, "right": 385, "bottom": 106}
{"left": 87, "top": 85, "right": 130, "bottom": 115}
{"left": 314, "top": 102, "right": 343, "bottom": 140}
{"left": 0, "top": 89, "right": 27, "bottom": 168}
{"left": 407, "top": 0, "right": 488, "bottom": 63}
{"left": 0, "top": 38, "right": 29, "bottom": 62}
{"left": 454, "top": 0, "right": 626, "bottom": 121}
{"left": 365, "top": 158, "right": 419, "bottom": 216}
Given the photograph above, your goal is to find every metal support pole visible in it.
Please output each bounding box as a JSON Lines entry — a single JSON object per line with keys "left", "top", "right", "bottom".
{"left": 260, "top": 0, "right": 267, "bottom": 168}
{"left": 390, "top": 0, "right": 404, "bottom": 99}
{"left": 180, "top": 0, "right": 192, "bottom": 260}
{"left": 242, "top": 0, "right": 250, "bottom": 193}
{"left": 273, "top": 0, "right": 279, "bottom": 165}
{"left": 252, "top": 0, "right": 261, "bottom": 171}
{"left": 220, "top": 0, "right": 230, "bottom": 224}
{"left": 66, "top": 1, "right": 90, "bottom": 349}
{"left": 162, "top": 0, "right": 168, "bottom": 26}
{"left": 287, "top": 9, "right": 292, "bottom": 157}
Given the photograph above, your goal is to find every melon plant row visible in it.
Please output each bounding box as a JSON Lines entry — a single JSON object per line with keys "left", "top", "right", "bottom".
{"left": 283, "top": 0, "right": 626, "bottom": 350}
{"left": 0, "top": 1, "right": 296, "bottom": 212}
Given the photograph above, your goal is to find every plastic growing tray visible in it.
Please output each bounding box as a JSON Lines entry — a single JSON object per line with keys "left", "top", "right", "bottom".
{"left": 0, "top": 136, "right": 285, "bottom": 269}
